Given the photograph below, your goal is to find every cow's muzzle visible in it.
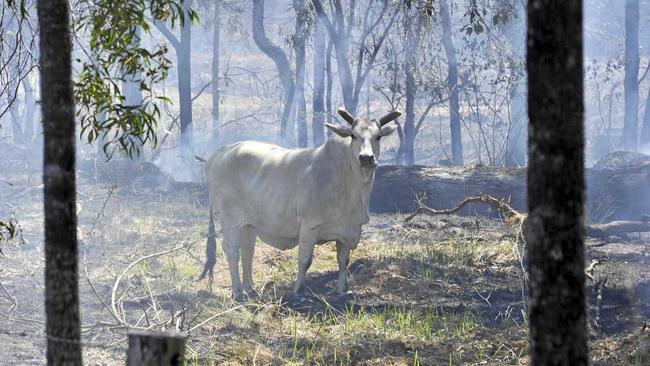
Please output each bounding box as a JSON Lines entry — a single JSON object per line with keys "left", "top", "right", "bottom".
{"left": 359, "top": 154, "right": 377, "bottom": 168}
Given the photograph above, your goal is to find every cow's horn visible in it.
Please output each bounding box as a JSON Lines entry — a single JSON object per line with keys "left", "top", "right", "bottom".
{"left": 337, "top": 108, "right": 355, "bottom": 125}
{"left": 379, "top": 111, "right": 402, "bottom": 126}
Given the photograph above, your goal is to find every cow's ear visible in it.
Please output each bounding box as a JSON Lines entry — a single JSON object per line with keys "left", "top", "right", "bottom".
{"left": 325, "top": 123, "right": 353, "bottom": 138}
{"left": 380, "top": 124, "right": 397, "bottom": 137}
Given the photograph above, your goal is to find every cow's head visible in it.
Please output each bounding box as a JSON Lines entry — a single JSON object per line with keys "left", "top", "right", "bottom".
{"left": 325, "top": 107, "right": 400, "bottom": 170}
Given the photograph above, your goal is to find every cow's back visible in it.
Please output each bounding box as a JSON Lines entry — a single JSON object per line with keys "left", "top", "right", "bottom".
{"left": 207, "top": 141, "right": 315, "bottom": 240}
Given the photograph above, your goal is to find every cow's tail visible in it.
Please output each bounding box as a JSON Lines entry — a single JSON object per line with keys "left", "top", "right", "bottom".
{"left": 198, "top": 205, "right": 217, "bottom": 289}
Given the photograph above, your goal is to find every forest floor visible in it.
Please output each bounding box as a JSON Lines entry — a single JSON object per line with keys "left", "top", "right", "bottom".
{"left": 0, "top": 163, "right": 649, "bottom": 365}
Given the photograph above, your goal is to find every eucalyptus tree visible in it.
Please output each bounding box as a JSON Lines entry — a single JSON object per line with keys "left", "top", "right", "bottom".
{"left": 74, "top": 0, "right": 197, "bottom": 159}
{"left": 311, "top": 0, "right": 400, "bottom": 115}
{"left": 252, "top": 0, "right": 297, "bottom": 146}
{"left": 38, "top": 0, "right": 82, "bottom": 363}
{"left": 621, "top": 0, "right": 640, "bottom": 151}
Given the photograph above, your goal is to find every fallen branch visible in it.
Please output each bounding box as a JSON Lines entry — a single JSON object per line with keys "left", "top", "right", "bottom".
{"left": 406, "top": 194, "right": 650, "bottom": 239}
{"left": 405, "top": 194, "right": 527, "bottom": 227}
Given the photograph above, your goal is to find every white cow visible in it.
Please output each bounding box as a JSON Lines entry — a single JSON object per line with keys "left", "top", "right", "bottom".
{"left": 199, "top": 108, "right": 401, "bottom": 299}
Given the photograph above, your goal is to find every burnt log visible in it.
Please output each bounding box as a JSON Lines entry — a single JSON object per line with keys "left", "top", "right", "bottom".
{"left": 371, "top": 161, "right": 650, "bottom": 223}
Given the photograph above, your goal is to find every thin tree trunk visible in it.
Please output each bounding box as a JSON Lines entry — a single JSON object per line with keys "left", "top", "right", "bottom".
{"left": 294, "top": 0, "right": 308, "bottom": 147}
{"left": 178, "top": 0, "right": 193, "bottom": 158}
{"left": 403, "top": 9, "right": 421, "bottom": 166}
{"left": 440, "top": 0, "right": 463, "bottom": 166}
{"left": 325, "top": 38, "right": 334, "bottom": 137}
{"left": 640, "top": 87, "right": 650, "bottom": 149}
{"left": 22, "top": 75, "right": 35, "bottom": 145}
{"left": 621, "top": 0, "right": 640, "bottom": 151}
{"left": 526, "top": 1, "right": 588, "bottom": 364}
{"left": 211, "top": 0, "right": 221, "bottom": 147}
{"left": 37, "top": 0, "right": 82, "bottom": 363}
{"left": 252, "top": 0, "right": 296, "bottom": 146}
{"left": 504, "top": 0, "right": 527, "bottom": 167}
{"left": 312, "top": 15, "right": 326, "bottom": 146}
{"left": 123, "top": 26, "right": 143, "bottom": 159}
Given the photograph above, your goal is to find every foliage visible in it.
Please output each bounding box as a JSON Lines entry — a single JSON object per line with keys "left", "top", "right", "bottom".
{"left": 73, "top": 0, "right": 198, "bottom": 159}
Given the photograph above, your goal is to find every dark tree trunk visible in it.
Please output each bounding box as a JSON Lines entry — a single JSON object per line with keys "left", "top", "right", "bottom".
{"left": 640, "top": 87, "right": 650, "bottom": 148}
{"left": 37, "top": 0, "right": 83, "bottom": 363}
{"left": 178, "top": 0, "right": 193, "bottom": 158}
{"left": 621, "top": 0, "right": 640, "bottom": 151}
{"left": 440, "top": 0, "right": 463, "bottom": 166}
{"left": 252, "top": 0, "right": 296, "bottom": 146}
{"left": 294, "top": 0, "right": 308, "bottom": 148}
{"left": 526, "top": 1, "right": 588, "bottom": 364}
{"left": 211, "top": 0, "right": 221, "bottom": 147}
{"left": 312, "top": 15, "right": 326, "bottom": 146}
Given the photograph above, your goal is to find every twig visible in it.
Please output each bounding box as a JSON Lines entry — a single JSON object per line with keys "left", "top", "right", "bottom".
{"left": 111, "top": 245, "right": 185, "bottom": 327}
{"left": 188, "top": 305, "right": 246, "bottom": 332}
{"left": 0, "top": 278, "right": 17, "bottom": 308}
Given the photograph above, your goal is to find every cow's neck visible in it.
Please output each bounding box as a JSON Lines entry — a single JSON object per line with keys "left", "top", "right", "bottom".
{"left": 321, "top": 137, "right": 374, "bottom": 221}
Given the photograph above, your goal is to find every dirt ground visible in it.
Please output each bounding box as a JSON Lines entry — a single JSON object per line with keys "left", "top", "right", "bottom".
{"left": 0, "top": 163, "right": 649, "bottom": 365}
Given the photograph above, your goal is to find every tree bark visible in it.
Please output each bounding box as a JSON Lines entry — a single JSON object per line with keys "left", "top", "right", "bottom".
{"left": 294, "top": 0, "right": 309, "bottom": 147}
{"left": 312, "top": 15, "right": 326, "bottom": 146}
{"left": 622, "top": 0, "right": 640, "bottom": 151}
{"left": 211, "top": 0, "right": 221, "bottom": 147}
{"left": 527, "top": 0, "right": 588, "bottom": 364}
{"left": 252, "top": 0, "right": 296, "bottom": 146}
{"left": 440, "top": 0, "right": 463, "bottom": 166}
{"left": 37, "top": 0, "right": 82, "bottom": 363}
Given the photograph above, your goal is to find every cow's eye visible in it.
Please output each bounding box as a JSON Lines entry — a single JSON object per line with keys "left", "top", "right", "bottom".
{"left": 350, "top": 134, "right": 357, "bottom": 140}
{"left": 377, "top": 136, "right": 382, "bottom": 141}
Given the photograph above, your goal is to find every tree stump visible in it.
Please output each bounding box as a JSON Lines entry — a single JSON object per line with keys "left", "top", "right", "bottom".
{"left": 126, "top": 329, "right": 187, "bottom": 366}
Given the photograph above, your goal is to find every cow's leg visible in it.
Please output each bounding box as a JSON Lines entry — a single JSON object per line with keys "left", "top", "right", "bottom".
{"left": 240, "top": 226, "right": 257, "bottom": 296}
{"left": 336, "top": 241, "right": 351, "bottom": 295}
{"left": 222, "top": 227, "right": 243, "bottom": 300}
{"left": 293, "top": 234, "right": 316, "bottom": 296}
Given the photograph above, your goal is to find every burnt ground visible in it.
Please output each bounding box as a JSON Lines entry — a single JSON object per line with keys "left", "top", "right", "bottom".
{"left": 0, "top": 166, "right": 649, "bottom": 365}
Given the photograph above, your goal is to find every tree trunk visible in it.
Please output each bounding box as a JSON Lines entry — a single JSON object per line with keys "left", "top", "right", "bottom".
{"left": 178, "top": 0, "right": 193, "bottom": 158}
{"left": 402, "top": 9, "right": 421, "bottom": 166}
{"left": 22, "top": 75, "right": 35, "bottom": 145}
{"left": 312, "top": 15, "right": 326, "bottom": 146}
{"left": 325, "top": 38, "right": 334, "bottom": 137}
{"left": 252, "top": 0, "right": 296, "bottom": 147}
{"left": 126, "top": 330, "right": 186, "bottom": 366}
{"left": 527, "top": 0, "right": 588, "bottom": 364}
{"left": 37, "top": 0, "right": 83, "bottom": 363}
{"left": 639, "top": 87, "right": 650, "bottom": 149}
{"left": 123, "top": 26, "right": 144, "bottom": 159}
{"left": 294, "top": 0, "right": 308, "bottom": 148}
{"left": 503, "top": 0, "right": 527, "bottom": 167}
{"left": 440, "top": 0, "right": 463, "bottom": 166}
{"left": 621, "top": 0, "right": 640, "bottom": 151}
{"left": 211, "top": 0, "right": 221, "bottom": 147}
